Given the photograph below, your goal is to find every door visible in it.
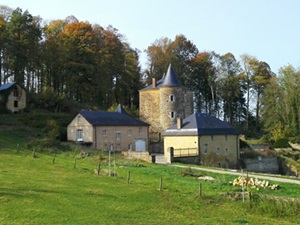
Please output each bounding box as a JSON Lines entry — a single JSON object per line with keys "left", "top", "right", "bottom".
{"left": 135, "top": 139, "right": 146, "bottom": 152}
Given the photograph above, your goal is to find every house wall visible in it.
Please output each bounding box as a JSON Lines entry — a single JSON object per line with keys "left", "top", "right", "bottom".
{"left": 164, "top": 134, "right": 239, "bottom": 168}
{"left": 67, "top": 114, "right": 149, "bottom": 152}
{"left": 94, "top": 126, "right": 148, "bottom": 151}
{"left": 5, "top": 84, "right": 26, "bottom": 113}
{"left": 67, "top": 115, "right": 94, "bottom": 143}
{"left": 199, "top": 134, "right": 239, "bottom": 168}
{"left": 139, "top": 89, "right": 161, "bottom": 142}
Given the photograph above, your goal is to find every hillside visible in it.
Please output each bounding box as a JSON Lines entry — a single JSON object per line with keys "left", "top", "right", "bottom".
{"left": 1, "top": 113, "right": 300, "bottom": 224}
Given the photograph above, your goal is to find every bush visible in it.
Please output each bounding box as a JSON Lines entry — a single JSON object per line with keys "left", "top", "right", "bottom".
{"left": 272, "top": 138, "right": 290, "bottom": 148}
{"left": 26, "top": 138, "right": 71, "bottom": 153}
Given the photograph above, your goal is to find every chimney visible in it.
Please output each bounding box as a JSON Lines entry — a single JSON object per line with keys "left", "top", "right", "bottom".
{"left": 177, "top": 117, "right": 182, "bottom": 129}
{"left": 152, "top": 78, "right": 156, "bottom": 88}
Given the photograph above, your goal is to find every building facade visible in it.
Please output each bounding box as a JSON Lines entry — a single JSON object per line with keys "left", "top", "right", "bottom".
{"left": 139, "top": 64, "right": 193, "bottom": 142}
{"left": 67, "top": 105, "right": 149, "bottom": 152}
{"left": 163, "top": 114, "right": 240, "bottom": 168}
{"left": 0, "top": 82, "right": 26, "bottom": 113}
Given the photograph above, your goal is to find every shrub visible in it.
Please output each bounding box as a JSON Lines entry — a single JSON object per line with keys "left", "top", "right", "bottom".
{"left": 272, "top": 138, "right": 290, "bottom": 148}
{"left": 26, "top": 138, "right": 71, "bottom": 153}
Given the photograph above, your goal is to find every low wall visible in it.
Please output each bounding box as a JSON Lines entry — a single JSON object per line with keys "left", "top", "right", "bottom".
{"left": 122, "top": 151, "right": 151, "bottom": 163}
{"left": 244, "top": 157, "right": 279, "bottom": 174}
{"left": 172, "top": 156, "right": 200, "bottom": 165}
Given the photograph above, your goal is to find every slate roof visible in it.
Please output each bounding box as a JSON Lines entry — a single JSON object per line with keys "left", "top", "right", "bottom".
{"left": 78, "top": 104, "right": 149, "bottom": 127}
{"left": 162, "top": 113, "right": 239, "bottom": 136}
{"left": 141, "top": 64, "right": 182, "bottom": 91}
{"left": 0, "top": 82, "right": 16, "bottom": 92}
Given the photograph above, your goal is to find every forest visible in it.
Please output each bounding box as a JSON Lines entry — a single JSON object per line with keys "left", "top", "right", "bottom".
{"left": 1, "top": 5, "right": 300, "bottom": 143}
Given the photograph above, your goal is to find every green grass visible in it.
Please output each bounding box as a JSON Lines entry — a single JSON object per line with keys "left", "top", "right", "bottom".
{"left": 0, "top": 148, "right": 300, "bottom": 225}
{"left": 1, "top": 113, "right": 300, "bottom": 224}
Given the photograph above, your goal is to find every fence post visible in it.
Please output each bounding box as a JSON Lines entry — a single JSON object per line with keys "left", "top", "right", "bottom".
{"left": 97, "top": 163, "right": 100, "bottom": 175}
{"left": 127, "top": 171, "right": 131, "bottom": 184}
{"left": 159, "top": 177, "right": 163, "bottom": 191}
{"left": 52, "top": 153, "right": 56, "bottom": 164}
{"left": 199, "top": 182, "right": 202, "bottom": 199}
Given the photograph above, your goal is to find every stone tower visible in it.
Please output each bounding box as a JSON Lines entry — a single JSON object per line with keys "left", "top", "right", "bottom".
{"left": 139, "top": 64, "right": 193, "bottom": 142}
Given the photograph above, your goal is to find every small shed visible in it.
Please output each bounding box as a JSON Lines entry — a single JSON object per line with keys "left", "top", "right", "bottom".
{"left": 0, "top": 82, "right": 26, "bottom": 113}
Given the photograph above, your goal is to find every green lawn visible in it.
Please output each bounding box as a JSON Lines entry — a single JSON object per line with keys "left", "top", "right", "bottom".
{"left": 1, "top": 148, "right": 300, "bottom": 225}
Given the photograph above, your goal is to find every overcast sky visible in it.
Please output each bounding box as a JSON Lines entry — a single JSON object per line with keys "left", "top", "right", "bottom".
{"left": 2, "top": 0, "right": 300, "bottom": 74}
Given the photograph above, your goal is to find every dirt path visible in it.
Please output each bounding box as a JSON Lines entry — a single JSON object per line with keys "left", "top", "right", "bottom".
{"left": 171, "top": 164, "right": 300, "bottom": 185}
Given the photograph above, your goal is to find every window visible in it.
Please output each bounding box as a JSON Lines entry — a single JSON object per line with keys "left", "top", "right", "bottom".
{"left": 13, "top": 86, "right": 18, "bottom": 97}
{"left": 169, "top": 95, "right": 174, "bottom": 102}
{"left": 77, "top": 116, "right": 81, "bottom": 123}
{"left": 77, "top": 130, "right": 83, "bottom": 141}
{"left": 116, "top": 132, "right": 121, "bottom": 140}
{"left": 139, "top": 127, "right": 142, "bottom": 134}
{"left": 216, "top": 147, "right": 220, "bottom": 155}
{"left": 225, "top": 135, "right": 228, "bottom": 141}
{"left": 103, "top": 144, "right": 107, "bottom": 151}
{"left": 128, "top": 130, "right": 132, "bottom": 136}
{"left": 128, "top": 143, "right": 132, "bottom": 151}
{"left": 110, "top": 144, "right": 113, "bottom": 151}
{"left": 102, "top": 130, "right": 107, "bottom": 136}
{"left": 225, "top": 148, "right": 228, "bottom": 155}
{"left": 116, "top": 144, "right": 121, "bottom": 151}
{"left": 203, "top": 144, "right": 208, "bottom": 154}
{"left": 170, "top": 111, "right": 175, "bottom": 119}
{"left": 14, "top": 101, "right": 18, "bottom": 108}
{"left": 211, "top": 135, "right": 214, "bottom": 141}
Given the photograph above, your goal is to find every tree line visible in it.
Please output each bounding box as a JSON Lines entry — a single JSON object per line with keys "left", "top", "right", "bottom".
{"left": 1, "top": 5, "right": 299, "bottom": 143}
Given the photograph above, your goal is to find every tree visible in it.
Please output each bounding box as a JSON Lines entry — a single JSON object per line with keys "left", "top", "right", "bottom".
{"left": 145, "top": 34, "right": 198, "bottom": 85}
{"left": 218, "top": 53, "right": 245, "bottom": 124}
{"left": 188, "top": 52, "right": 215, "bottom": 113}
{"left": 5, "top": 8, "right": 41, "bottom": 87}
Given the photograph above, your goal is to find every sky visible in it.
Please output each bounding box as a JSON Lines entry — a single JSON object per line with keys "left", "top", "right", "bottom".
{"left": 1, "top": 0, "right": 300, "bottom": 74}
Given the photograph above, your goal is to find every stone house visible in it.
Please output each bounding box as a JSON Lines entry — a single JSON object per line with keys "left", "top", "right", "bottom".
{"left": 163, "top": 113, "right": 240, "bottom": 168}
{"left": 139, "top": 64, "right": 193, "bottom": 143}
{"left": 0, "top": 82, "right": 26, "bottom": 113}
{"left": 67, "top": 104, "right": 149, "bottom": 152}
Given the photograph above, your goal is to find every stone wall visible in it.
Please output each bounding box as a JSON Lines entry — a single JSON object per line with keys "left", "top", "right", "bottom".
{"left": 244, "top": 157, "right": 279, "bottom": 174}
{"left": 122, "top": 151, "right": 151, "bottom": 163}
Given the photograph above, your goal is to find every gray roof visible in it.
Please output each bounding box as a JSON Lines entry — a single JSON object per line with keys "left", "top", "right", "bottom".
{"left": 0, "top": 82, "right": 16, "bottom": 92}
{"left": 78, "top": 105, "right": 149, "bottom": 127}
{"left": 141, "top": 64, "right": 181, "bottom": 91}
{"left": 163, "top": 113, "right": 239, "bottom": 136}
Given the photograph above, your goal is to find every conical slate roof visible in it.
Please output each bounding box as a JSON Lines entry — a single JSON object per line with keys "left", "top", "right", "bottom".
{"left": 161, "top": 64, "right": 181, "bottom": 87}
{"left": 141, "top": 64, "right": 182, "bottom": 90}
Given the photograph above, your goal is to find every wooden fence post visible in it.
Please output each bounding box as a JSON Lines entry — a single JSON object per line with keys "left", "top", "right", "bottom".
{"left": 74, "top": 158, "right": 76, "bottom": 169}
{"left": 159, "top": 177, "right": 163, "bottom": 191}
{"left": 52, "top": 153, "right": 56, "bottom": 164}
{"left": 127, "top": 171, "right": 131, "bottom": 184}
{"left": 97, "top": 163, "right": 100, "bottom": 175}
{"left": 199, "top": 182, "right": 202, "bottom": 199}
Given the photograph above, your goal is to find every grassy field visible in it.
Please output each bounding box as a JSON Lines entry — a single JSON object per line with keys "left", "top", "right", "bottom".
{"left": 0, "top": 148, "right": 300, "bottom": 225}
{"left": 1, "top": 113, "right": 300, "bottom": 224}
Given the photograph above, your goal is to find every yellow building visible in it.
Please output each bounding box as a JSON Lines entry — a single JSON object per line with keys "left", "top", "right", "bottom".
{"left": 67, "top": 104, "right": 149, "bottom": 152}
{"left": 163, "top": 113, "right": 240, "bottom": 168}
{"left": 0, "top": 82, "right": 26, "bottom": 113}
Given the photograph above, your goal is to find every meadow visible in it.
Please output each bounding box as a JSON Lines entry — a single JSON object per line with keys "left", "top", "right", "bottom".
{"left": 0, "top": 113, "right": 300, "bottom": 224}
